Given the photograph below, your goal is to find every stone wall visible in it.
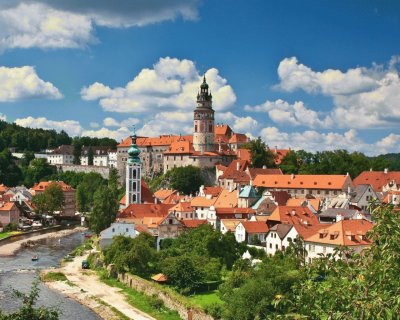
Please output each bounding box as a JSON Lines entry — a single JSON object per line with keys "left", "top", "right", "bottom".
{"left": 117, "top": 273, "right": 214, "bottom": 320}
{"left": 57, "top": 165, "right": 110, "bottom": 179}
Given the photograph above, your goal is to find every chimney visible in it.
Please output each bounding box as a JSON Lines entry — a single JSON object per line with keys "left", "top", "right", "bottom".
{"left": 336, "top": 214, "right": 343, "bottom": 222}
{"left": 384, "top": 168, "right": 388, "bottom": 174}
{"left": 262, "top": 165, "right": 266, "bottom": 169}
{"left": 370, "top": 168, "right": 372, "bottom": 172}
{"left": 236, "top": 161, "right": 240, "bottom": 171}
{"left": 347, "top": 185, "right": 351, "bottom": 195}
{"left": 291, "top": 173, "right": 295, "bottom": 180}
{"left": 274, "top": 146, "right": 278, "bottom": 154}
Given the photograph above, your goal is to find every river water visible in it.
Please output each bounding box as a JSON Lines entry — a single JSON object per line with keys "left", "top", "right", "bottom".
{"left": 0, "top": 232, "right": 101, "bottom": 319}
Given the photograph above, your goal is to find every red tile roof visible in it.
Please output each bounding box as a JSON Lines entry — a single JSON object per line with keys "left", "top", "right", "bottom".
{"left": 216, "top": 207, "right": 255, "bottom": 215}
{"left": 241, "top": 221, "right": 269, "bottom": 233}
{"left": 31, "top": 181, "right": 74, "bottom": 192}
{"left": 247, "top": 168, "right": 283, "bottom": 180}
{"left": 181, "top": 219, "right": 208, "bottom": 228}
{"left": 118, "top": 203, "right": 175, "bottom": 219}
{"left": 273, "top": 149, "right": 290, "bottom": 165}
{"left": 253, "top": 174, "right": 352, "bottom": 190}
{"left": 203, "top": 186, "right": 223, "bottom": 197}
{"left": 214, "top": 124, "right": 233, "bottom": 136}
{"left": 236, "top": 148, "right": 251, "bottom": 162}
{"left": 269, "top": 191, "right": 291, "bottom": 206}
{"left": 154, "top": 189, "right": 177, "bottom": 201}
{"left": 219, "top": 160, "right": 250, "bottom": 182}
{"left": 228, "top": 133, "right": 248, "bottom": 144}
{"left": 118, "top": 135, "right": 193, "bottom": 148}
{"left": 164, "top": 140, "right": 195, "bottom": 155}
{"left": 353, "top": 171, "right": 400, "bottom": 192}
{"left": 169, "top": 201, "right": 193, "bottom": 212}
{"left": 268, "top": 206, "right": 319, "bottom": 227}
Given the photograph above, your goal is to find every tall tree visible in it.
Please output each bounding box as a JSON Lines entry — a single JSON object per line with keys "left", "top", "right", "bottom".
{"left": 32, "top": 183, "right": 63, "bottom": 215}
{"left": 244, "top": 137, "right": 276, "bottom": 168}
{"left": 72, "top": 139, "right": 82, "bottom": 165}
{"left": 23, "top": 158, "right": 56, "bottom": 187}
{"left": 90, "top": 185, "right": 118, "bottom": 234}
{"left": 88, "top": 146, "right": 94, "bottom": 166}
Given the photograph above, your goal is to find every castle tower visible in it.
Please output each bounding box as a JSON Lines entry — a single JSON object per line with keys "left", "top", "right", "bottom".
{"left": 193, "top": 76, "right": 215, "bottom": 153}
{"left": 125, "top": 127, "right": 141, "bottom": 206}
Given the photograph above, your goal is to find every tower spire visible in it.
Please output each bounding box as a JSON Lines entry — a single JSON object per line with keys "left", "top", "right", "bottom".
{"left": 127, "top": 125, "right": 140, "bottom": 164}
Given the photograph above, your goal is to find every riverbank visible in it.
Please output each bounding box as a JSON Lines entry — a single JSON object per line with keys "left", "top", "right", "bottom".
{"left": 42, "top": 253, "right": 156, "bottom": 320}
{"left": 0, "top": 227, "right": 87, "bottom": 256}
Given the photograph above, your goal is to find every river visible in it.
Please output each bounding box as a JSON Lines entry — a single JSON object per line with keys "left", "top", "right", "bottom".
{"left": 0, "top": 232, "right": 101, "bottom": 319}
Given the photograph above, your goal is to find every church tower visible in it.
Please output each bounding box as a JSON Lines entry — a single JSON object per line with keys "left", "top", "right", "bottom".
{"left": 193, "top": 76, "right": 215, "bottom": 153}
{"left": 125, "top": 127, "right": 141, "bottom": 206}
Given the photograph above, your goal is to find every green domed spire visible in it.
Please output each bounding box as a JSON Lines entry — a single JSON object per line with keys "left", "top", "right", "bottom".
{"left": 127, "top": 126, "right": 141, "bottom": 164}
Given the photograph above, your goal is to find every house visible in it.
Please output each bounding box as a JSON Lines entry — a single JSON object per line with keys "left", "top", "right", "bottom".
{"left": 253, "top": 174, "right": 354, "bottom": 199}
{"left": 382, "top": 190, "right": 400, "bottom": 206}
{"left": 154, "top": 189, "right": 177, "bottom": 204}
{"left": 304, "top": 219, "right": 373, "bottom": 262}
{"left": 218, "top": 160, "right": 250, "bottom": 190}
{"left": 190, "top": 195, "right": 216, "bottom": 222}
{"left": 118, "top": 203, "right": 174, "bottom": 226}
{"left": 157, "top": 212, "right": 185, "bottom": 240}
{"left": 252, "top": 196, "right": 277, "bottom": 216}
{"left": 235, "top": 221, "right": 269, "bottom": 245}
{"left": 353, "top": 169, "right": 400, "bottom": 192}
{"left": 265, "top": 224, "right": 297, "bottom": 255}
{"left": 220, "top": 219, "right": 244, "bottom": 234}
{"left": 99, "top": 222, "right": 136, "bottom": 250}
{"left": 181, "top": 219, "right": 208, "bottom": 229}
{"left": 286, "top": 198, "right": 320, "bottom": 213}
{"left": 349, "top": 184, "right": 380, "bottom": 210}
{"left": 267, "top": 206, "right": 320, "bottom": 229}
{"left": 80, "top": 146, "right": 116, "bottom": 167}
{"left": 0, "top": 201, "right": 20, "bottom": 227}
{"left": 31, "top": 181, "right": 76, "bottom": 217}
{"left": 47, "top": 145, "right": 74, "bottom": 165}
{"left": 318, "top": 208, "right": 370, "bottom": 224}
{"left": 6, "top": 186, "right": 33, "bottom": 203}
{"left": 238, "top": 185, "right": 260, "bottom": 208}
{"left": 168, "top": 201, "right": 194, "bottom": 220}
{"left": 216, "top": 208, "right": 254, "bottom": 229}
{"left": 272, "top": 147, "right": 291, "bottom": 165}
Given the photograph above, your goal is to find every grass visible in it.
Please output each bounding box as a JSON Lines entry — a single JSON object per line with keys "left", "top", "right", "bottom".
{"left": 0, "top": 231, "right": 20, "bottom": 240}
{"left": 101, "top": 277, "right": 181, "bottom": 320}
{"left": 42, "top": 272, "right": 68, "bottom": 282}
{"left": 93, "top": 297, "right": 130, "bottom": 320}
{"left": 187, "top": 290, "right": 223, "bottom": 309}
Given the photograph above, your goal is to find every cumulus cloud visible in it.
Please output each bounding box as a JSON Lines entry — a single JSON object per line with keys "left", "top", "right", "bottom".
{"left": 216, "top": 111, "right": 258, "bottom": 133}
{"left": 15, "top": 116, "right": 82, "bottom": 136}
{"left": 103, "top": 117, "right": 140, "bottom": 127}
{"left": 82, "top": 57, "right": 236, "bottom": 113}
{"left": 268, "top": 56, "right": 400, "bottom": 129}
{"left": 137, "top": 111, "right": 193, "bottom": 137}
{"left": 0, "top": 1, "right": 199, "bottom": 51}
{"left": 82, "top": 127, "right": 131, "bottom": 141}
{"left": 245, "top": 99, "right": 332, "bottom": 128}
{"left": 259, "top": 126, "right": 400, "bottom": 156}
{"left": 0, "top": 66, "right": 62, "bottom": 101}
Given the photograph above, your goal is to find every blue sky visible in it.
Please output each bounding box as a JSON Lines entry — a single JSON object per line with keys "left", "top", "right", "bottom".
{"left": 1, "top": 0, "right": 400, "bottom": 155}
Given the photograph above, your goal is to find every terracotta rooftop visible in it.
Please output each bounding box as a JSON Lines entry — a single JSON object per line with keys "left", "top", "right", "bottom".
{"left": 214, "top": 124, "right": 233, "bottom": 136}
{"left": 273, "top": 148, "right": 291, "bottom": 165}
{"left": 164, "top": 140, "right": 195, "bottom": 155}
{"left": 216, "top": 207, "right": 254, "bottom": 215}
{"left": 353, "top": 170, "right": 400, "bottom": 192}
{"left": 247, "top": 168, "right": 283, "bottom": 180}
{"left": 118, "top": 203, "right": 175, "bottom": 220}
{"left": 31, "top": 181, "right": 74, "bottom": 192}
{"left": 286, "top": 198, "right": 320, "bottom": 211}
{"left": 268, "top": 191, "right": 292, "bottom": 206}
{"left": 241, "top": 221, "right": 269, "bottom": 233}
{"left": 181, "top": 219, "right": 208, "bottom": 228}
{"left": 228, "top": 133, "right": 248, "bottom": 144}
{"left": 254, "top": 174, "right": 352, "bottom": 190}
{"left": 203, "top": 186, "right": 223, "bottom": 197}
{"left": 221, "top": 219, "right": 245, "bottom": 232}
{"left": 219, "top": 160, "right": 250, "bottom": 182}
{"left": 191, "top": 196, "right": 216, "bottom": 207}
{"left": 169, "top": 201, "right": 193, "bottom": 213}
{"left": 118, "top": 135, "right": 193, "bottom": 148}
{"left": 214, "top": 189, "right": 238, "bottom": 208}
{"left": 268, "top": 206, "right": 319, "bottom": 227}
{"left": 305, "top": 219, "right": 373, "bottom": 246}
{"left": 236, "top": 148, "right": 251, "bottom": 162}
{"left": 154, "top": 189, "right": 177, "bottom": 201}
{"left": 0, "top": 201, "right": 16, "bottom": 211}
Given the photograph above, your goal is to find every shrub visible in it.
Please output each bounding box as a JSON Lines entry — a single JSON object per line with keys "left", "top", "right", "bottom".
{"left": 205, "top": 303, "right": 223, "bottom": 319}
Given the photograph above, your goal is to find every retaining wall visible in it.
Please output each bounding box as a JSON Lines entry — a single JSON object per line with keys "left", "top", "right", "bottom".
{"left": 57, "top": 165, "right": 110, "bottom": 179}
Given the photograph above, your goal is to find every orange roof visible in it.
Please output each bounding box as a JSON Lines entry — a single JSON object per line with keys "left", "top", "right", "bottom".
{"left": 221, "top": 219, "right": 245, "bottom": 231}
{"left": 135, "top": 224, "right": 151, "bottom": 234}
{"left": 273, "top": 149, "right": 291, "bottom": 165}
{"left": 214, "top": 189, "right": 238, "bottom": 208}
{"left": 31, "top": 181, "right": 74, "bottom": 192}
{"left": 164, "top": 140, "right": 195, "bottom": 155}
{"left": 268, "top": 206, "right": 319, "bottom": 227}
{"left": 305, "top": 219, "right": 373, "bottom": 246}
{"left": 154, "top": 189, "right": 177, "bottom": 201}
{"left": 219, "top": 160, "right": 250, "bottom": 183}
{"left": 181, "top": 219, "right": 208, "bottom": 228}
{"left": 241, "top": 221, "right": 269, "bottom": 233}
{"left": 236, "top": 148, "right": 251, "bottom": 162}
{"left": 247, "top": 168, "right": 283, "bottom": 180}
{"left": 118, "top": 135, "right": 193, "bottom": 148}
{"left": 191, "top": 196, "right": 216, "bottom": 207}
{"left": 354, "top": 171, "right": 400, "bottom": 192}
{"left": 214, "top": 124, "right": 232, "bottom": 136}
{"left": 0, "top": 202, "right": 16, "bottom": 211}
{"left": 253, "top": 174, "right": 352, "bottom": 190}
{"left": 151, "top": 273, "right": 168, "bottom": 282}
{"left": 163, "top": 193, "right": 187, "bottom": 205}
{"left": 216, "top": 207, "right": 254, "bottom": 215}
{"left": 228, "top": 133, "right": 248, "bottom": 144}
{"left": 143, "top": 216, "right": 164, "bottom": 228}
{"left": 382, "top": 190, "right": 400, "bottom": 204}
{"left": 118, "top": 203, "right": 174, "bottom": 220}
{"left": 169, "top": 201, "right": 193, "bottom": 213}
{"left": 286, "top": 198, "right": 320, "bottom": 211}
{"left": 203, "top": 186, "right": 223, "bottom": 197}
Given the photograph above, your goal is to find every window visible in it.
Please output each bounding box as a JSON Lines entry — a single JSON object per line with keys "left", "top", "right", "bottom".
{"left": 126, "top": 228, "right": 128, "bottom": 232}
{"left": 169, "top": 219, "right": 173, "bottom": 225}
{"left": 195, "top": 125, "right": 198, "bottom": 132}
{"left": 275, "top": 244, "right": 278, "bottom": 249}
{"left": 112, "top": 228, "right": 115, "bottom": 233}
{"left": 269, "top": 243, "right": 272, "bottom": 249}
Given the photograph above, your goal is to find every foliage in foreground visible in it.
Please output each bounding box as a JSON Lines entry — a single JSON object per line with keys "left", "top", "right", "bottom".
{"left": 0, "top": 279, "right": 59, "bottom": 320}
{"left": 219, "top": 204, "right": 400, "bottom": 320}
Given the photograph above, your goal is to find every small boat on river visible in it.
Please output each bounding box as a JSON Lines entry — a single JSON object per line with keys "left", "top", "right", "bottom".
{"left": 31, "top": 255, "right": 39, "bottom": 261}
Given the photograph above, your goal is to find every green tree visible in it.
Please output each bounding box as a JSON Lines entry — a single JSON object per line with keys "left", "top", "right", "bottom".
{"left": 162, "top": 254, "right": 206, "bottom": 293}
{"left": 0, "top": 149, "right": 22, "bottom": 186}
{"left": 0, "top": 279, "right": 59, "bottom": 320}
{"left": 87, "top": 146, "right": 94, "bottom": 166}
{"left": 244, "top": 137, "right": 276, "bottom": 168}
{"left": 166, "top": 165, "right": 204, "bottom": 195}
{"left": 32, "top": 183, "right": 63, "bottom": 215}
{"left": 23, "top": 158, "right": 56, "bottom": 187}
{"left": 89, "top": 185, "right": 118, "bottom": 234}
{"left": 76, "top": 172, "right": 106, "bottom": 212}
{"left": 72, "top": 139, "right": 82, "bottom": 165}
{"left": 279, "top": 150, "right": 300, "bottom": 174}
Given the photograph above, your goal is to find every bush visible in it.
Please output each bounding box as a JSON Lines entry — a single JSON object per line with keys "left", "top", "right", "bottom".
{"left": 41, "top": 272, "right": 67, "bottom": 282}
{"left": 4, "top": 222, "right": 18, "bottom": 232}
{"left": 205, "top": 303, "right": 223, "bottom": 319}
{"left": 148, "top": 294, "right": 164, "bottom": 310}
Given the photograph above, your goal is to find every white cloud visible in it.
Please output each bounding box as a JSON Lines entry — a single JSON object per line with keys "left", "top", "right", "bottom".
{"left": 276, "top": 56, "right": 378, "bottom": 95}
{"left": 0, "top": 1, "right": 199, "bottom": 51}
{"left": 217, "top": 111, "right": 258, "bottom": 133}
{"left": 245, "top": 99, "right": 332, "bottom": 128}
{"left": 0, "top": 66, "right": 62, "bottom": 101}
{"left": 82, "top": 57, "right": 236, "bottom": 113}
{"left": 0, "top": 113, "right": 6, "bottom": 121}
{"left": 137, "top": 111, "right": 193, "bottom": 137}
{"left": 89, "top": 122, "right": 100, "bottom": 128}
{"left": 15, "top": 116, "right": 82, "bottom": 136}
{"left": 103, "top": 117, "right": 140, "bottom": 127}
{"left": 82, "top": 127, "right": 131, "bottom": 141}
